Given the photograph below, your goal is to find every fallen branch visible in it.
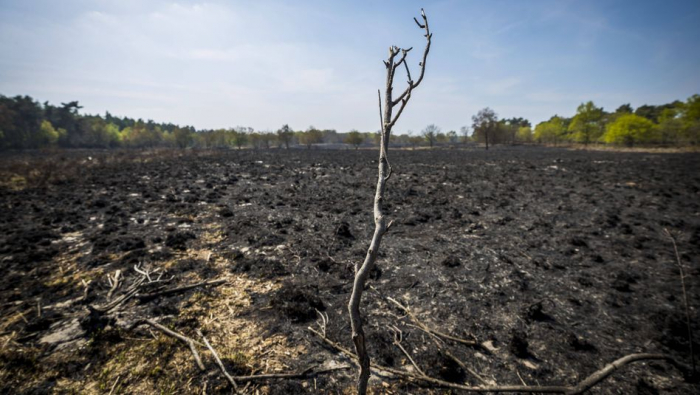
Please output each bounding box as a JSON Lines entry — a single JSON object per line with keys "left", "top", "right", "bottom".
{"left": 134, "top": 319, "right": 205, "bottom": 371}
{"left": 309, "top": 328, "right": 681, "bottom": 394}
{"left": 196, "top": 329, "right": 240, "bottom": 393}
{"left": 427, "top": 335, "right": 490, "bottom": 386}
{"left": 390, "top": 325, "right": 426, "bottom": 377}
{"left": 90, "top": 276, "right": 145, "bottom": 313}
{"left": 386, "top": 296, "right": 478, "bottom": 347}
{"left": 137, "top": 278, "right": 227, "bottom": 302}
{"left": 230, "top": 365, "right": 351, "bottom": 383}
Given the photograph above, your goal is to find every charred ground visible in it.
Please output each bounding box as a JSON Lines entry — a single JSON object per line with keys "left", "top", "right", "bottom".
{"left": 0, "top": 147, "right": 698, "bottom": 394}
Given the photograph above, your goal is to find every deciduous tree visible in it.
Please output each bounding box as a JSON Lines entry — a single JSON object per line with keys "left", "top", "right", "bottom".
{"left": 568, "top": 101, "right": 604, "bottom": 145}
{"left": 472, "top": 107, "right": 498, "bottom": 150}
{"left": 603, "top": 113, "right": 656, "bottom": 146}
{"left": 422, "top": 124, "right": 439, "bottom": 148}
{"left": 276, "top": 124, "right": 294, "bottom": 149}
{"left": 345, "top": 130, "right": 364, "bottom": 149}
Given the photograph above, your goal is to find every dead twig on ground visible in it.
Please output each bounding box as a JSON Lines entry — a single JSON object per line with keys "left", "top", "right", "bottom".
{"left": 90, "top": 276, "right": 145, "bottom": 313}
{"left": 309, "top": 328, "right": 681, "bottom": 394}
{"left": 389, "top": 325, "right": 426, "bottom": 377}
{"left": 196, "top": 329, "right": 240, "bottom": 393}
{"left": 137, "top": 278, "right": 226, "bottom": 302}
{"left": 230, "top": 366, "right": 351, "bottom": 383}
{"left": 133, "top": 319, "right": 205, "bottom": 371}
{"left": 386, "top": 296, "right": 478, "bottom": 347}
{"left": 90, "top": 265, "right": 223, "bottom": 313}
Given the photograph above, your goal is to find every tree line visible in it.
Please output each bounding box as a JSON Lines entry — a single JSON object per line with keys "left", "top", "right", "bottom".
{"left": 531, "top": 96, "right": 700, "bottom": 147}
{"left": 1, "top": 93, "right": 698, "bottom": 150}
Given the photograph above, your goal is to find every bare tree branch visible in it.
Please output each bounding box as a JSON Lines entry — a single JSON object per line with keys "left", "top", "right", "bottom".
{"left": 347, "top": 9, "right": 432, "bottom": 394}
{"left": 393, "top": 8, "right": 431, "bottom": 107}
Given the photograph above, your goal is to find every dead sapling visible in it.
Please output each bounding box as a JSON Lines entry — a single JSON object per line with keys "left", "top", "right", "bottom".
{"left": 347, "top": 8, "right": 432, "bottom": 394}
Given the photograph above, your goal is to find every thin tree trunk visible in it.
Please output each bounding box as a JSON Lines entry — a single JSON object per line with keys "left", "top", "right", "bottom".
{"left": 348, "top": 10, "right": 431, "bottom": 394}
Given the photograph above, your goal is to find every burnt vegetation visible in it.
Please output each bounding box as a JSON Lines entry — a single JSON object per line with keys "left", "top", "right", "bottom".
{"left": 0, "top": 146, "right": 698, "bottom": 393}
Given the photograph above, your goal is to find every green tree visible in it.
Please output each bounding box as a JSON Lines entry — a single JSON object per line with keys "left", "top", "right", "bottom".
{"left": 435, "top": 131, "right": 447, "bottom": 144}
{"left": 603, "top": 113, "right": 657, "bottom": 147}
{"left": 409, "top": 135, "right": 423, "bottom": 150}
{"left": 260, "top": 132, "right": 275, "bottom": 149}
{"left": 0, "top": 95, "right": 43, "bottom": 149}
{"left": 568, "top": 101, "right": 604, "bottom": 145}
{"left": 172, "top": 126, "right": 192, "bottom": 148}
{"left": 501, "top": 117, "right": 531, "bottom": 144}
{"left": 422, "top": 124, "right": 440, "bottom": 148}
{"left": 446, "top": 130, "right": 458, "bottom": 144}
{"left": 615, "top": 104, "right": 633, "bottom": 114}
{"left": 276, "top": 124, "right": 294, "bottom": 149}
{"left": 472, "top": 107, "right": 498, "bottom": 150}
{"left": 635, "top": 101, "right": 682, "bottom": 123}
{"left": 657, "top": 108, "right": 682, "bottom": 145}
{"left": 680, "top": 94, "right": 700, "bottom": 145}
{"left": 38, "top": 120, "right": 60, "bottom": 147}
{"left": 534, "top": 116, "right": 566, "bottom": 145}
{"left": 345, "top": 130, "right": 364, "bottom": 149}
{"left": 516, "top": 126, "right": 533, "bottom": 143}
{"left": 299, "top": 126, "right": 324, "bottom": 148}
{"left": 233, "top": 128, "right": 250, "bottom": 149}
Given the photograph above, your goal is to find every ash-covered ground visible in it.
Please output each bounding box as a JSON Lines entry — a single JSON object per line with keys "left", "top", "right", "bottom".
{"left": 1, "top": 146, "right": 698, "bottom": 394}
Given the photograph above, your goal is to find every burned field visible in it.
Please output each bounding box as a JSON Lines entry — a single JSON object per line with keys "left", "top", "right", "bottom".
{"left": 0, "top": 147, "right": 699, "bottom": 394}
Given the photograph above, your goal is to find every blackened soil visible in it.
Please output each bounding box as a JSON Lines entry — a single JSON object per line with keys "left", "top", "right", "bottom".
{"left": 1, "top": 146, "right": 699, "bottom": 394}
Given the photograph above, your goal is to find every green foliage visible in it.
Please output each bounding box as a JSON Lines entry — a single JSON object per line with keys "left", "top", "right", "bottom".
{"left": 680, "top": 94, "right": 700, "bottom": 145}
{"left": 421, "top": 124, "right": 440, "bottom": 147}
{"left": 298, "top": 126, "right": 324, "bottom": 148}
{"left": 345, "top": 130, "right": 364, "bottom": 149}
{"left": 2, "top": 93, "right": 699, "bottom": 151}
{"left": 657, "top": 108, "right": 683, "bottom": 145}
{"left": 516, "top": 126, "right": 533, "bottom": 143}
{"left": 568, "top": 101, "right": 605, "bottom": 145}
{"left": 459, "top": 126, "right": 470, "bottom": 143}
{"left": 0, "top": 95, "right": 43, "bottom": 149}
{"left": 435, "top": 131, "right": 447, "bottom": 143}
{"left": 534, "top": 116, "right": 566, "bottom": 144}
{"left": 603, "top": 113, "right": 657, "bottom": 146}
{"left": 634, "top": 101, "right": 682, "bottom": 123}
{"left": 121, "top": 121, "right": 163, "bottom": 148}
{"left": 276, "top": 124, "right": 294, "bottom": 149}
{"left": 471, "top": 107, "right": 498, "bottom": 148}
{"left": 408, "top": 135, "right": 423, "bottom": 149}
{"left": 446, "top": 130, "right": 458, "bottom": 143}
{"left": 38, "top": 120, "right": 59, "bottom": 147}
{"left": 615, "top": 104, "right": 633, "bottom": 114}
{"left": 231, "top": 128, "right": 249, "bottom": 149}
{"left": 172, "top": 126, "right": 192, "bottom": 148}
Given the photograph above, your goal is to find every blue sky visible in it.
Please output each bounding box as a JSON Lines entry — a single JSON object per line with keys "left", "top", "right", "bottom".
{"left": 1, "top": 0, "right": 699, "bottom": 134}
